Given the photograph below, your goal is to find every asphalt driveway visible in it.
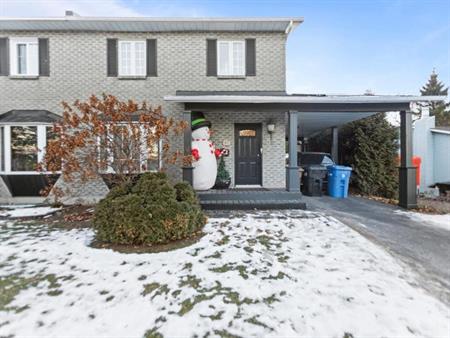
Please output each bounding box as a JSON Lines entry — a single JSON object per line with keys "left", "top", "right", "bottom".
{"left": 304, "top": 195, "right": 450, "bottom": 305}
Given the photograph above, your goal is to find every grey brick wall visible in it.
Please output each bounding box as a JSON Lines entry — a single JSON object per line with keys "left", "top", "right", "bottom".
{"left": 208, "top": 111, "right": 286, "bottom": 189}
{"left": 0, "top": 31, "right": 286, "bottom": 114}
{"left": 0, "top": 30, "right": 287, "bottom": 200}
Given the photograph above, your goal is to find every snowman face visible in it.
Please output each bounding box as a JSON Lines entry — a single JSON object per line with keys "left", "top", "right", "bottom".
{"left": 192, "top": 126, "right": 210, "bottom": 139}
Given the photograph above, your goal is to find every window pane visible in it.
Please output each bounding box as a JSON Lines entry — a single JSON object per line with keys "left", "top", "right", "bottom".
{"left": 232, "top": 42, "right": 244, "bottom": 76}
{"left": 110, "top": 125, "right": 141, "bottom": 172}
{"left": 218, "top": 42, "right": 230, "bottom": 75}
{"left": 17, "top": 44, "right": 27, "bottom": 75}
{"left": 239, "top": 129, "right": 256, "bottom": 137}
{"left": 134, "top": 42, "right": 145, "bottom": 76}
{"left": 120, "top": 42, "right": 132, "bottom": 76}
{"left": 0, "top": 127, "right": 4, "bottom": 172}
{"left": 11, "top": 126, "right": 37, "bottom": 171}
{"left": 147, "top": 142, "right": 159, "bottom": 171}
{"left": 27, "top": 42, "right": 39, "bottom": 76}
{"left": 46, "top": 127, "right": 61, "bottom": 170}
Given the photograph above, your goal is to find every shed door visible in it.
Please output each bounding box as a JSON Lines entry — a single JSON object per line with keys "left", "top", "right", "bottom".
{"left": 235, "top": 124, "right": 262, "bottom": 185}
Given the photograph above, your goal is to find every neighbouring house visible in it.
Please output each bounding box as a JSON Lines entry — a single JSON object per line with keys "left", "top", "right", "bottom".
{"left": 0, "top": 12, "right": 445, "bottom": 208}
{"left": 413, "top": 110, "right": 450, "bottom": 192}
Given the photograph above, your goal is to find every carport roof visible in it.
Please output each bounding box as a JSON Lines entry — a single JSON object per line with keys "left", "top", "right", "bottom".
{"left": 165, "top": 91, "right": 447, "bottom": 137}
{"left": 165, "top": 92, "right": 446, "bottom": 112}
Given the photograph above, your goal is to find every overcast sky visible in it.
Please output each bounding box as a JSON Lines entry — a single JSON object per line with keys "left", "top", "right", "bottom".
{"left": 1, "top": 0, "right": 449, "bottom": 95}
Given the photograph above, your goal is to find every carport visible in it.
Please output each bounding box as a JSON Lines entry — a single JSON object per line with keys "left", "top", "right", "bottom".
{"left": 165, "top": 92, "right": 445, "bottom": 209}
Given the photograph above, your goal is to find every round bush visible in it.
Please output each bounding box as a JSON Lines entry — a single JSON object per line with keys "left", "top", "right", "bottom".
{"left": 93, "top": 173, "right": 206, "bottom": 245}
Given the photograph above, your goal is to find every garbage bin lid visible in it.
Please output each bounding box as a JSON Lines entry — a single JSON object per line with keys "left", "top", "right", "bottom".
{"left": 328, "top": 165, "right": 352, "bottom": 171}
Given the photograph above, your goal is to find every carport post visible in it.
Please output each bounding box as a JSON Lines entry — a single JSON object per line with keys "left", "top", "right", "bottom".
{"left": 399, "top": 110, "right": 417, "bottom": 209}
{"left": 331, "top": 126, "right": 339, "bottom": 163}
{"left": 286, "top": 111, "right": 300, "bottom": 192}
{"left": 182, "top": 111, "right": 193, "bottom": 186}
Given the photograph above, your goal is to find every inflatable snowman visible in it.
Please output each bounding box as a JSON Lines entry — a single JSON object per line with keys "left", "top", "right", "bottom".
{"left": 191, "top": 112, "right": 217, "bottom": 190}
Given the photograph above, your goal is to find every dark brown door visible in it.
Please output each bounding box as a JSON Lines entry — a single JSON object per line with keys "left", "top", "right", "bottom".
{"left": 235, "top": 123, "right": 262, "bottom": 185}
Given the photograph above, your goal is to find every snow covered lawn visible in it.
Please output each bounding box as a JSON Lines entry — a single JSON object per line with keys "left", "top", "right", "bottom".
{"left": 395, "top": 209, "right": 450, "bottom": 232}
{"left": 0, "top": 210, "right": 449, "bottom": 338}
{"left": 0, "top": 205, "right": 61, "bottom": 218}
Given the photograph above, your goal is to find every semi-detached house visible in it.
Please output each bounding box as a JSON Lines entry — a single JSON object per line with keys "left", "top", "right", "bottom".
{"left": 0, "top": 13, "right": 444, "bottom": 208}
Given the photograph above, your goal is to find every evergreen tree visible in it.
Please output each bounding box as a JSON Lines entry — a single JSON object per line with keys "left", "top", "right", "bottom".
{"left": 420, "top": 70, "right": 450, "bottom": 126}
{"left": 340, "top": 113, "right": 399, "bottom": 198}
{"left": 216, "top": 156, "right": 231, "bottom": 183}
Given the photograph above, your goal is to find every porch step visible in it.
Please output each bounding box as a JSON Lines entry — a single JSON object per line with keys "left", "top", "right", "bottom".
{"left": 197, "top": 189, "right": 306, "bottom": 210}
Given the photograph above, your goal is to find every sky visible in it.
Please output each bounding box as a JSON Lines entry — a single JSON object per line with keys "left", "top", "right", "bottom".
{"left": 1, "top": 0, "right": 449, "bottom": 95}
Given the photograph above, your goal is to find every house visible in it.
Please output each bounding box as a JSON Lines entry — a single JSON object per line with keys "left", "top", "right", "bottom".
{"left": 413, "top": 110, "right": 450, "bottom": 193}
{"left": 0, "top": 12, "right": 445, "bottom": 208}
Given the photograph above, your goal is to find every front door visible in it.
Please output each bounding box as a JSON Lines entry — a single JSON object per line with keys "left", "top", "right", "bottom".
{"left": 235, "top": 123, "right": 262, "bottom": 185}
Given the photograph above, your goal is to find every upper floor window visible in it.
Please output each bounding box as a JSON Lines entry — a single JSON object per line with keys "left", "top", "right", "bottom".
{"left": 118, "top": 41, "right": 146, "bottom": 77}
{"left": 217, "top": 41, "right": 245, "bottom": 77}
{"left": 9, "top": 37, "right": 39, "bottom": 76}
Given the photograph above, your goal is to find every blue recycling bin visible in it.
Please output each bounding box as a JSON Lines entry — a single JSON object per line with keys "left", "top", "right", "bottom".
{"left": 327, "top": 165, "right": 352, "bottom": 198}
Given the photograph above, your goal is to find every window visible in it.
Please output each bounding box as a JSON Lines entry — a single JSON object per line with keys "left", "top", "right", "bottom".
{"left": 11, "top": 126, "right": 37, "bottom": 171}
{"left": 217, "top": 41, "right": 245, "bottom": 76}
{"left": 0, "top": 125, "right": 51, "bottom": 173}
{"left": 118, "top": 41, "right": 146, "bottom": 76}
{"left": 239, "top": 129, "right": 256, "bottom": 137}
{"left": 100, "top": 124, "right": 160, "bottom": 173}
{"left": 9, "top": 38, "right": 39, "bottom": 76}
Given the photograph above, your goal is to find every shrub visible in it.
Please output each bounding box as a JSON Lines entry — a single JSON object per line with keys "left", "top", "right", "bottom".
{"left": 93, "top": 172, "right": 206, "bottom": 245}
{"left": 340, "top": 113, "right": 399, "bottom": 198}
{"left": 174, "top": 181, "right": 200, "bottom": 205}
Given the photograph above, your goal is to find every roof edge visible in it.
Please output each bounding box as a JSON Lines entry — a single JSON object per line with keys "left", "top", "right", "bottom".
{"left": 0, "top": 16, "right": 304, "bottom": 23}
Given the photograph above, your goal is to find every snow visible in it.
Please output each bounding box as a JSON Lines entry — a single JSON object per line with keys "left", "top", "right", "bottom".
{"left": 0, "top": 206, "right": 61, "bottom": 218}
{"left": 395, "top": 210, "right": 450, "bottom": 231}
{"left": 0, "top": 210, "right": 448, "bottom": 338}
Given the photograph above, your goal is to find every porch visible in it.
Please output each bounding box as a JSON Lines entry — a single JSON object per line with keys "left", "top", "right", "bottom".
{"left": 198, "top": 188, "right": 305, "bottom": 210}
{"left": 165, "top": 91, "right": 445, "bottom": 209}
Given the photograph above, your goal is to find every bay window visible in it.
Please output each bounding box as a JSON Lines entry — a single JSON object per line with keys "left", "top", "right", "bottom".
{"left": 101, "top": 124, "right": 161, "bottom": 173}
{"left": 217, "top": 41, "right": 245, "bottom": 77}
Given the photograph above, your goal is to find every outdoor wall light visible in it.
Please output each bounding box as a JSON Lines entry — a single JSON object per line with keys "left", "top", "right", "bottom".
{"left": 267, "top": 121, "right": 275, "bottom": 141}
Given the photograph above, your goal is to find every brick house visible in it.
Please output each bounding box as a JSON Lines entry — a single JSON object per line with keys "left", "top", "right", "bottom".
{"left": 0, "top": 13, "right": 444, "bottom": 207}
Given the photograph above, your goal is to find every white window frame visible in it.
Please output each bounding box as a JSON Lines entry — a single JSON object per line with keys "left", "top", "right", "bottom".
{"left": 217, "top": 40, "right": 245, "bottom": 77}
{"left": 118, "top": 40, "right": 146, "bottom": 77}
{"left": 9, "top": 37, "right": 39, "bottom": 76}
{"left": 99, "top": 123, "right": 161, "bottom": 174}
{"left": 0, "top": 124, "right": 56, "bottom": 175}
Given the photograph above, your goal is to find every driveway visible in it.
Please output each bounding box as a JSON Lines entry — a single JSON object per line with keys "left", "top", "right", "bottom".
{"left": 304, "top": 195, "right": 450, "bottom": 305}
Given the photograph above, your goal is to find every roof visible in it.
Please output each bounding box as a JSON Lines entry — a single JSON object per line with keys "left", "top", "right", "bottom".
{"left": 0, "top": 16, "right": 303, "bottom": 34}
{"left": 431, "top": 127, "right": 450, "bottom": 135}
{"left": 165, "top": 92, "right": 448, "bottom": 113}
{"left": 166, "top": 93, "right": 447, "bottom": 104}
{"left": 0, "top": 110, "right": 61, "bottom": 124}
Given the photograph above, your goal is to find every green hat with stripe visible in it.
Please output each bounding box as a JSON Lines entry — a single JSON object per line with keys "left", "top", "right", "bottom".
{"left": 191, "top": 112, "right": 211, "bottom": 131}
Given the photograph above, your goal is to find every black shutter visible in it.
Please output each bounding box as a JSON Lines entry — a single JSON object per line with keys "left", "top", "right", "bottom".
{"left": 0, "top": 38, "right": 9, "bottom": 76}
{"left": 146, "top": 39, "right": 157, "bottom": 77}
{"left": 107, "top": 38, "right": 118, "bottom": 77}
{"left": 245, "top": 38, "right": 256, "bottom": 76}
{"left": 38, "top": 38, "right": 50, "bottom": 76}
{"left": 206, "top": 39, "right": 217, "bottom": 76}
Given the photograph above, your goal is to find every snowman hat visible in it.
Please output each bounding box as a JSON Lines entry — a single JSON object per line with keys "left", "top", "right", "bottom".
{"left": 191, "top": 111, "right": 211, "bottom": 131}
